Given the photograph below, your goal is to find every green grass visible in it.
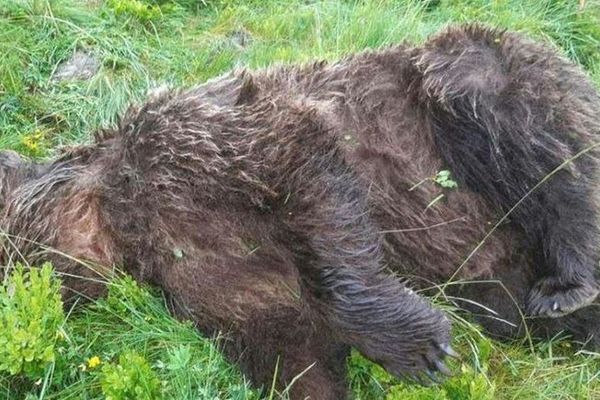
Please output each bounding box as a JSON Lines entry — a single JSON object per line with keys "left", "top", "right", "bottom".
{"left": 1, "top": 0, "right": 600, "bottom": 398}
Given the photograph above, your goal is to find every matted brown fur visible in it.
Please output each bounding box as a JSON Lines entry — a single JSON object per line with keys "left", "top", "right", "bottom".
{"left": 2, "top": 24, "right": 600, "bottom": 398}
{"left": 232, "top": 24, "right": 600, "bottom": 340}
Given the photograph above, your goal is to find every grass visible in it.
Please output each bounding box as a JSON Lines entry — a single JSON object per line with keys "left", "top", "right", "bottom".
{"left": 0, "top": 0, "right": 599, "bottom": 398}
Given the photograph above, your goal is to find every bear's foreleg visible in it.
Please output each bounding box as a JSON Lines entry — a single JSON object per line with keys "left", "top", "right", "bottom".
{"left": 283, "top": 163, "right": 454, "bottom": 381}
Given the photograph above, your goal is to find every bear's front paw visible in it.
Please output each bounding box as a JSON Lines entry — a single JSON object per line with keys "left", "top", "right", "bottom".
{"left": 389, "top": 337, "right": 457, "bottom": 385}
{"left": 375, "top": 316, "right": 457, "bottom": 385}
{"left": 526, "top": 277, "right": 599, "bottom": 317}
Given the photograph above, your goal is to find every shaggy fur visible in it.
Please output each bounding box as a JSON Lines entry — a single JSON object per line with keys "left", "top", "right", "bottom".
{"left": 418, "top": 27, "right": 600, "bottom": 318}
{"left": 1, "top": 24, "right": 600, "bottom": 396}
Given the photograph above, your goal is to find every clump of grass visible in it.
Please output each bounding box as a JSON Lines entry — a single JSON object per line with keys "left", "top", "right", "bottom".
{"left": 0, "top": 272, "right": 259, "bottom": 399}
{"left": 349, "top": 308, "right": 600, "bottom": 399}
{"left": 88, "top": 277, "right": 259, "bottom": 399}
{"left": 105, "top": 0, "right": 164, "bottom": 24}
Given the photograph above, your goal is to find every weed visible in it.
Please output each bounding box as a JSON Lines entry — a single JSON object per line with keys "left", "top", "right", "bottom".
{"left": 100, "top": 350, "right": 162, "bottom": 400}
{"left": 0, "top": 264, "right": 64, "bottom": 380}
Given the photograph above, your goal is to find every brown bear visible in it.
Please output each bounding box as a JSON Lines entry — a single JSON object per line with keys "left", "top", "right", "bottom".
{"left": 1, "top": 23, "right": 599, "bottom": 397}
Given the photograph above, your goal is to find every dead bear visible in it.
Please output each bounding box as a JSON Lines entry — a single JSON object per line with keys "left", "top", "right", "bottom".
{"left": 1, "top": 23, "right": 600, "bottom": 397}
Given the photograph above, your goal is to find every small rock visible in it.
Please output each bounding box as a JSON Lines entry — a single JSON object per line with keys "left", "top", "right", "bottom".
{"left": 52, "top": 51, "right": 100, "bottom": 82}
{"left": 228, "top": 29, "right": 253, "bottom": 49}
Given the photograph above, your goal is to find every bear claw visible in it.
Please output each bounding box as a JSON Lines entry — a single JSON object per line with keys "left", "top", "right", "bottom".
{"left": 433, "top": 359, "right": 452, "bottom": 376}
{"left": 526, "top": 278, "right": 600, "bottom": 317}
{"left": 438, "top": 343, "right": 459, "bottom": 359}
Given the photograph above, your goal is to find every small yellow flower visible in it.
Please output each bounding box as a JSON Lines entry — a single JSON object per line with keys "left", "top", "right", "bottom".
{"left": 21, "top": 129, "right": 47, "bottom": 156}
{"left": 87, "top": 356, "right": 102, "bottom": 369}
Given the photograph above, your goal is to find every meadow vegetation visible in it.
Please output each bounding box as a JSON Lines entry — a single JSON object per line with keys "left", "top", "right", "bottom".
{"left": 1, "top": 0, "right": 600, "bottom": 398}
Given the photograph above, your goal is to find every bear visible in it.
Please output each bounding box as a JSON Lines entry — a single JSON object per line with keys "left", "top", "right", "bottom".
{"left": 1, "top": 22, "right": 599, "bottom": 397}
{"left": 365, "top": 25, "right": 600, "bottom": 342}
{"left": 0, "top": 80, "right": 453, "bottom": 398}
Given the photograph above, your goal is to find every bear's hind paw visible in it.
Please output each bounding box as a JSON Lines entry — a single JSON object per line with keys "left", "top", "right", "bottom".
{"left": 526, "top": 278, "right": 599, "bottom": 317}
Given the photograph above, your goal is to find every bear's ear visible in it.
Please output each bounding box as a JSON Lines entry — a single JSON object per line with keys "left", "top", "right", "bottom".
{"left": 0, "top": 150, "right": 28, "bottom": 210}
{"left": 0, "top": 150, "right": 25, "bottom": 168}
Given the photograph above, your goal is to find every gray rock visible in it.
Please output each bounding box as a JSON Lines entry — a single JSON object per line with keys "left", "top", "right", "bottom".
{"left": 228, "top": 29, "right": 252, "bottom": 49}
{"left": 52, "top": 51, "right": 100, "bottom": 82}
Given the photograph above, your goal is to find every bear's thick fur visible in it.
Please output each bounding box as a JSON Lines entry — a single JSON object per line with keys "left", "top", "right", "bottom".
{"left": 1, "top": 24, "right": 600, "bottom": 397}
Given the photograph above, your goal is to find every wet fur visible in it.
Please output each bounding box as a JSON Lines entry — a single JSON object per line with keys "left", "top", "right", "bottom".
{"left": 230, "top": 24, "right": 600, "bottom": 334}
{"left": 231, "top": 24, "right": 600, "bottom": 341}
{"left": 418, "top": 27, "right": 600, "bottom": 317}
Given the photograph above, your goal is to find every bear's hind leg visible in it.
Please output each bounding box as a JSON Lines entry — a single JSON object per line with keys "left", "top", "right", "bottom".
{"left": 416, "top": 24, "right": 600, "bottom": 317}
